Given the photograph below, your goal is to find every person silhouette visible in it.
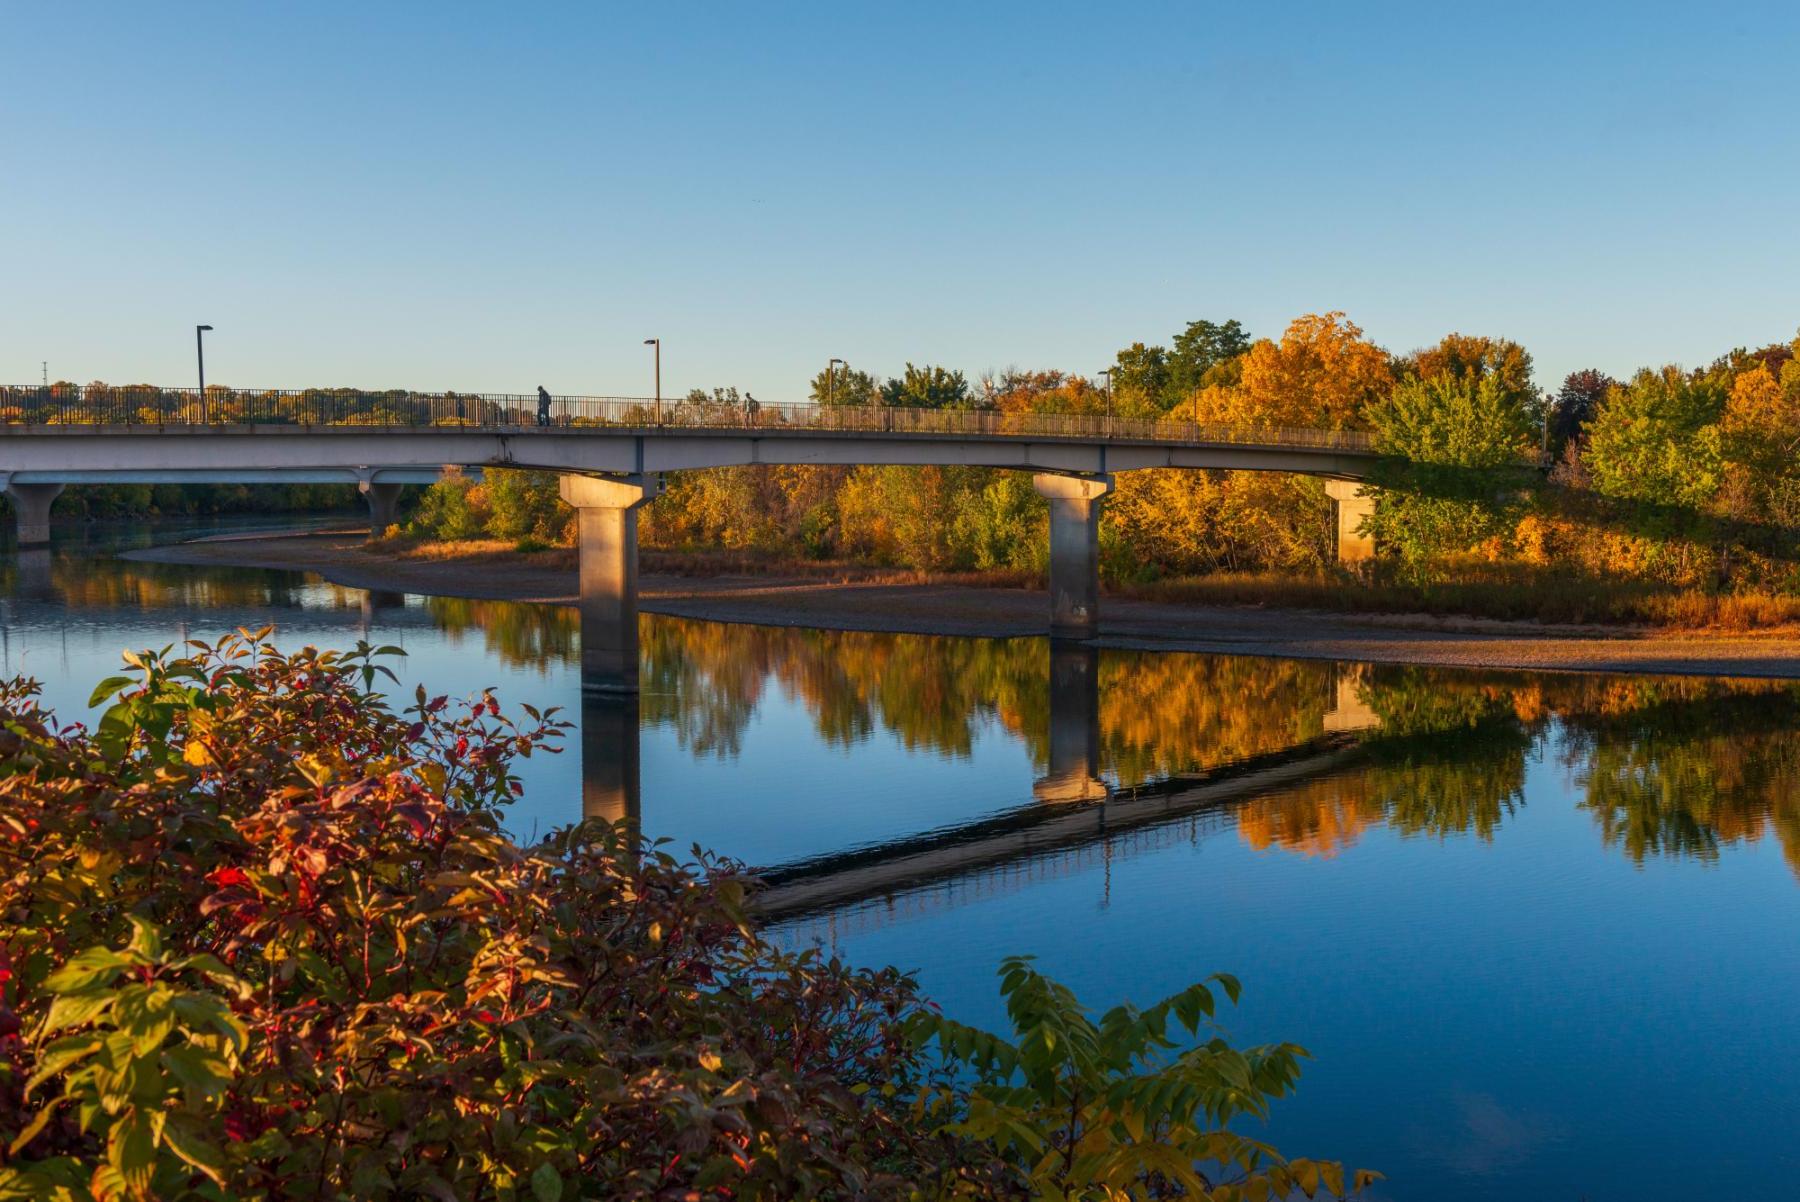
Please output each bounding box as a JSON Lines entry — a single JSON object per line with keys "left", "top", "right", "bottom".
{"left": 536, "top": 385, "right": 552, "bottom": 427}
{"left": 743, "top": 391, "right": 760, "bottom": 427}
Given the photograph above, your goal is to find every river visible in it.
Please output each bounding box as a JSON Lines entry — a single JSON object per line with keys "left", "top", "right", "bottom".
{"left": 7, "top": 520, "right": 1798, "bottom": 1200}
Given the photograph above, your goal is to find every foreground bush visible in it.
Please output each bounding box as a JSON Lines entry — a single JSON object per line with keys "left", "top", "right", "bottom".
{"left": 0, "top": 633, "right": 1368, "bottom": 1200}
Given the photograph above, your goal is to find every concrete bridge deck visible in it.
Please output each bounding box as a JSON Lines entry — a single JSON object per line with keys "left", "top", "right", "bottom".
{"left": 1, "top": 387, "right": 1392, "bottom": 689}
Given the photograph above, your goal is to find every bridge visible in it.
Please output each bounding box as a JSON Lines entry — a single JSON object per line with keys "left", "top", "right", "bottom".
{"left": 1, "top": 384, "right": 1382, "bottom": 691}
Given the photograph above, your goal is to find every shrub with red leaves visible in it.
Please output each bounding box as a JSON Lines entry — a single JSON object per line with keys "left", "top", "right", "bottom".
{"left": 0, "top": 632, "right": 975, "bottom": 1200}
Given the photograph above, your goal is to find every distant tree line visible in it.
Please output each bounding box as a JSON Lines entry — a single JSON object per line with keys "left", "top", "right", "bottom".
{"left": 395, "top": 313, "right": 1800, "bottom": 594}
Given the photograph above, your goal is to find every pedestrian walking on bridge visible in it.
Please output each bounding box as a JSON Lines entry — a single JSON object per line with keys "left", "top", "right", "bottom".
{"left": 536, "top": 385, "right": 552, "bottom": 427}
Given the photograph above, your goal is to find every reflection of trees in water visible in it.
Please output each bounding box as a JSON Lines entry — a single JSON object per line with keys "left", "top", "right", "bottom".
{"left": 1557, "top": 683, "right": 1800, "bottom": 873}
{"left": 415, "top": 599, "right": 1800, "bottom": 873}
{"left": 1238, "top": 664, "right": 1536, "bottom": 856}
{"left": 635, "top": 620, "right": 1355, "bottom": 780}
{"left": 1240, "top": 671, "right": 1800, "bottom": 870}
{"left": 1099, "top": 654, "right": 1337, "bottom": 785}
{"left": 40, "top": 552, "right": 314, "bottom": 610}
{"left": 637, "top": 619, "right": 1043, "bottom": 759}
{"left": 424, "top": 597, "right": 577, "bottom": 675}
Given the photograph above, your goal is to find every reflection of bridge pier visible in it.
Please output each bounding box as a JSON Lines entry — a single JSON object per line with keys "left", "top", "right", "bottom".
{"left": 358, "top": 589, "right": 408, "bottom": 625}
{"left": 1034, "top": 642, "right": 1110, "bottom": 803}
{"left": 10, "top": 547, "right": 56, "bottom": 600}
{"left": 580, "top": 684, "right": 641, "bottom": 840}
{"left": 1323, "top": 662, "right": 1379, "bottom": 732}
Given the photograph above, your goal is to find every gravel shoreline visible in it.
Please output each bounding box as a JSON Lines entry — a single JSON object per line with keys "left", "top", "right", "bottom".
{"left": 123, "top": 530, "right": 1800, "bottom": 679}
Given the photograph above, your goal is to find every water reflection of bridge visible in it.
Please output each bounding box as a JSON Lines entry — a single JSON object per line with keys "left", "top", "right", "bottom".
{"left": 579, "top": 643, "right": 1381, "bottom": 920}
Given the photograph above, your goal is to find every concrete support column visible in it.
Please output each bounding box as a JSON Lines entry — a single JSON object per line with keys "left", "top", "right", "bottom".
{"left": 360, "top": 481, "right": 405, "bottom": 536}
{"left": 1324, "top": 479, "right": 1376, "bottom": 565}
{"left": 3, "top": 481, "right": 64, "bottom": 547}
{"left": 1033, "top": 473, "right": 1113, "bottom": 639}
{"left": 560, "top": 474, "right": 661, "bottom": 693}
{"left": 1034, "top": 642, "right": 1109, "bottom": 803}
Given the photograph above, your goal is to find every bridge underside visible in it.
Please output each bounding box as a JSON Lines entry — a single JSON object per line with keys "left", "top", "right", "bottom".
{"left": 2, "top": 425, "right": 1381, "bottom": 677}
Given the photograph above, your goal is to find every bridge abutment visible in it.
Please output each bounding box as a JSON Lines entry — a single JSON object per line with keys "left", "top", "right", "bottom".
{"left": 560, "top": 474, "right": 661, "bottom": 693}
{"left": 1033, "top": 473, "right": 1112, "bottom": 639}
{"left": 2, "top": 481, "right": 64, "bottom": 547}
{"left": 1324, "top": 479, "right": 1376, "bottom": 564}
{"left": 360, "top": 481, "right": 405, "bottom": 535}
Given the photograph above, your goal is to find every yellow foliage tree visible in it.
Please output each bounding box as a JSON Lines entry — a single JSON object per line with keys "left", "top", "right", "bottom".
{"left": 1192, "top": 312, "right": 1392, "bottom": 430}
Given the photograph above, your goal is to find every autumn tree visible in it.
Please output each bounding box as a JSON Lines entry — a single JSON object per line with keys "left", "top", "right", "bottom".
{"left": 1192, "top": 312, "right": 1393, "bottom": 429}
{"left": 1407, "top": 333, "right": 1535, "bottom": 400}
{"left": 1719, "top": 343, "right": 1800, "bottom": 529}
{"left": 988, "top": 369, "right": 1105, "bottom": 416}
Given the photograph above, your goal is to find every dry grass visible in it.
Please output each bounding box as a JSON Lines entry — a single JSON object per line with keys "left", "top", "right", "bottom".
{"left": 371, "top": 532, "right": 1800, "bottom": 633}
{"left": 366, "top": 533, "right": 577, "bottom": 569}
{"left": 640, "top": 549, "right": 1038, "bottom": 590}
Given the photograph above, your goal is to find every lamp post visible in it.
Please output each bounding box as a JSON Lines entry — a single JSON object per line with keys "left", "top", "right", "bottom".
{"left": 643, "top": 338, "right": 661, "bottom": 423}
{"left": 1097, "top": 368, "right": 1113, "bottom": 436}
{"left": 196, "top": 325, "right": 214, "bottom": 422}
{"left": 827, "top": 357, "right": 845, "bottom": 406}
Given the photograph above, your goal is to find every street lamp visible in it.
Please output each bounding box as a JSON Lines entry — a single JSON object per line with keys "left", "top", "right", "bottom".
{"left": 827, "top": 357, "right": 845, "bottom": 406}
{"left": 643, "top": 338, "right": 661, "bottom": 423}
{"left": 196, "top": 325, "right": 214, "bottom": 422}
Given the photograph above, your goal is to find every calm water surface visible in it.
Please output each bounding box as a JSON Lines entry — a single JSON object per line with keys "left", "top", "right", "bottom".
{"left": 7, "top": 523, "right": 1799, "bottom": 1201}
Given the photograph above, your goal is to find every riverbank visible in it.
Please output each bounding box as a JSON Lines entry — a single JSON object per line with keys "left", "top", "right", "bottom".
{"left": 123, "top": 529, "right": 1800, "bottom": 678}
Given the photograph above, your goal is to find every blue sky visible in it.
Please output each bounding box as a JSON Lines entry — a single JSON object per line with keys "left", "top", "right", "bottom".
{"left": 4, "top": 1, "right": 1797, "bottom": 398}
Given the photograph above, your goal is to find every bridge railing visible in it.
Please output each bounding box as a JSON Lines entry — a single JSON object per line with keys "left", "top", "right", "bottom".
{"left": 0, "top": 384, "right": 1377, "bottom": 452}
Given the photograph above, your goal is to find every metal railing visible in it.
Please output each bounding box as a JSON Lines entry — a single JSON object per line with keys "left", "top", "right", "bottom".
{"left": 0, "top": 384, "right": 1378, "bottom": 453}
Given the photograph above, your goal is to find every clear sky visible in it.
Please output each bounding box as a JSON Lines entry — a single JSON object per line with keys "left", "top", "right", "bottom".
{"left": 4, "top": 1, "right": 1798, "bottom": 398}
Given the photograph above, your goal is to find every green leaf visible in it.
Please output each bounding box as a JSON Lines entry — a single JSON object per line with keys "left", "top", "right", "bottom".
{"left": 23, "top": 1036, "right": 103, "bottom": 1096}
{"left": 530, "top": 1161, "right": 564, "bottom": 1202}
{"left": 5, "top": 1100, "right": 61, "bottom": 1156}
{"left": 40, "top": 991, "right": 115, "bottom": 1037}
{"left": 162, "top": 1116, "right": 227, "bottom": 1186}
{"left": 108, "top": 1108, "right": 162, "bottom": 1196}
{"left": 87, "top": 676, "right": 136, "bottom": 707}
{"left": 43, "top": 948, "right": 131, "bottom": 994}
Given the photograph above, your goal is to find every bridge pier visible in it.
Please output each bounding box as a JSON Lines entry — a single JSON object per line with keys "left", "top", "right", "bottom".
{"left": 1034, "top": 642, "right": 1109, "bottom": 803}
{"left": 1033, "top": 473, "right": 1113, "bottom": 639}
{"left": 2, "top": 481, "right": 64, "bottom": 547}
{"left": 560, "top": 474, "right": 660, "bottom": 693}
{"left": 1324, "top": 479, "right": 1375, "bottom": 564}
{"left": 360, "top": 481, "right": 405, "bottom": 535}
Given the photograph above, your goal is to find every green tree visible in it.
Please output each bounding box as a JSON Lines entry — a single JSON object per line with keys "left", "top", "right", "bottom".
{"left": 914, "top": 958, "right": 1379, "bottom": 1200}
{"left": 1168, "top": 319, "right": 1252, "bottom": 398}
{"left": 1110, "top": 342, "right": 1170, "bottom": 415}
{"left": 1365, "top": 373, "right": 1535, "bottom": 573}
{"left": 810, "top": 362, "right": 879, "bottom": 407}
{"left": 482, "top": 468, "right": 569, "bottom": 544}
{"left": 1582, "top": 366, "right": 1729, "bottom": 511}
{"left": 880, "top": 362, "right": 971, "bottom": 409}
